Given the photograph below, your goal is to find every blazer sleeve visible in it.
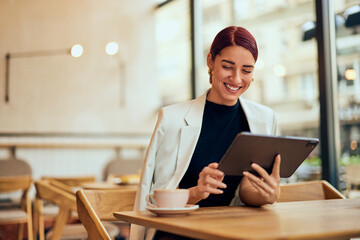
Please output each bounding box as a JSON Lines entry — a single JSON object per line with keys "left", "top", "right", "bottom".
{"left": 130, "top": 108, "right": 166, "bottom": 240}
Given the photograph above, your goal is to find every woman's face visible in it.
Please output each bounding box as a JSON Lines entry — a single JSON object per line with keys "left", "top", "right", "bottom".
{"left": 207, "top": 45, "right": 255, "bottom": 106}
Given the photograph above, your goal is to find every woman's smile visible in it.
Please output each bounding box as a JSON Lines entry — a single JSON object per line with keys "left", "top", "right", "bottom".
{"left": 224, "top": 83, "right": 241, "bottom": 92}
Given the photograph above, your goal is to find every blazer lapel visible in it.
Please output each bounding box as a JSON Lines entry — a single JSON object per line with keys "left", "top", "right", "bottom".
{"left": 239, "top": 97, "right": 268, "bottom": 134}
{"left": 166, "top": 93, "right": 206, "bottom": 188}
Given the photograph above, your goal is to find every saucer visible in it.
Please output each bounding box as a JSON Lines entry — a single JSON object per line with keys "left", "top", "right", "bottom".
{"left": 145, "top": 204, "right": 199, "bottom": 217}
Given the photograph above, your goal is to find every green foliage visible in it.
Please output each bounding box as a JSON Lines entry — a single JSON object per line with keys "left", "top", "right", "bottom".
{"left": 341, "top": 155, "right": 360, "bottom": 166}
{"left": 303, "top": 155, "right": 360, "bottom": 166}
{"left": 303, "top": 156, "right": 321, "bottom": 166}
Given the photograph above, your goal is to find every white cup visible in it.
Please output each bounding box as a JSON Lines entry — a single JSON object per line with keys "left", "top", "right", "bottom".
{"left": 146, "top": 189, "right": 189, "bottom": 208}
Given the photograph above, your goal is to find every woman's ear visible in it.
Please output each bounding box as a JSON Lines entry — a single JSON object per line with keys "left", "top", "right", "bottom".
{"left": 207, "top": 53, "right": 213, "bottom": 70}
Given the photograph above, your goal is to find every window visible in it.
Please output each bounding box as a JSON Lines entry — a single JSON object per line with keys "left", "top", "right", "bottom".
{"left": 155, "top": 0, "right": 191, "bottom": 106}
{"left": 335, "top": 0, "right": 360, "bottom": 197}
{"left": 201, "top": 0, "right": 320, "bottom": 182}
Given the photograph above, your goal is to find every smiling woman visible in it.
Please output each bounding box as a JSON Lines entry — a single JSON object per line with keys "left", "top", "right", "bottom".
{"left": 205, "top": 27, "right": 257, "bottom": 106}
{"left": 132, "top": 26, "right": 281, "bottom": 240}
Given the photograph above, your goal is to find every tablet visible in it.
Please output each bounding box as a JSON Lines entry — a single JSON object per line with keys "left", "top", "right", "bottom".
{"left": 218, "top": 132, "right": 319, "bottom": 178}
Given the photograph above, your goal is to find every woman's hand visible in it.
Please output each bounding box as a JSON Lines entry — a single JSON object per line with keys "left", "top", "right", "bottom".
{"left": 188, "top": 162, "right": 226, "bottom": 204}
{"left": 240, "top": 154, "right": 281, "bottom": 206}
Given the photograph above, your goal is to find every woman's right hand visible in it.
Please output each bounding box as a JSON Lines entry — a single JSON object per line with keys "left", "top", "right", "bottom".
{"left": 188, "top": 162, "right": 227, "bottom": 204}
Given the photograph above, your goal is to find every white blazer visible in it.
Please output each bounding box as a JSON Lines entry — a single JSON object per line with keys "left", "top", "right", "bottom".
{"left": 130, "top": 91, "right": 278, "bottom": 240}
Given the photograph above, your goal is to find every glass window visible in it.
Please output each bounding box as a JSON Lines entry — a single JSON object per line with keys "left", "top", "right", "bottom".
{"left": 335, "top": 0, "right": 360, "bottom": 198}
{"left": 201, "top": 0, "right": 320, "bottom": 182}
{"left": 155, "top": 0, "right": 191, "bottom": 106}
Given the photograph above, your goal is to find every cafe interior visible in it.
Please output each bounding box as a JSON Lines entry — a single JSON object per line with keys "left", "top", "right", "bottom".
{"left": 1, "top": 0, "right": 360, "bottom": 239}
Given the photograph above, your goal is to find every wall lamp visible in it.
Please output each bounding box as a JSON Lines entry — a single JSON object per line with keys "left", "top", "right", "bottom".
{"left": 4, "top": 45, "right": 83, "bottom": 103}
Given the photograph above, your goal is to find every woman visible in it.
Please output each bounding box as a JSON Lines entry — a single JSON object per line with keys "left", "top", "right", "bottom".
{"left": 131, "top": 26, "right": 281, "bottom": 240}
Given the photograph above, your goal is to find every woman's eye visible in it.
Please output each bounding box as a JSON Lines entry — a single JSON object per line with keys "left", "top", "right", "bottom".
{"left": 243, "top": 70, "right": 252, "bottom": 74}
{"left": 223, "top": 66, "right": 232, "bottom": 69}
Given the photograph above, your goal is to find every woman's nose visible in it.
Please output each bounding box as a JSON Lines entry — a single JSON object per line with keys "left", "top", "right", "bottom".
{"left": 232, "top": 71, "right": 242, "bottom": 84}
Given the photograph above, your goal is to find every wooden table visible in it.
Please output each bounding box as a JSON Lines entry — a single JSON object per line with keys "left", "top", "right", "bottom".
{"left": 81, "top": 182, "right": 138, "bottom": 190}
{"left": 114, "top": 198, "right": 360, "bottom": 240}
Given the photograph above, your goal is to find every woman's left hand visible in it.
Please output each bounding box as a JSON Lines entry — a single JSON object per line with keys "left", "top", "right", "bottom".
{"left": 242, "top": 154, "right": 281, "bottom": 204}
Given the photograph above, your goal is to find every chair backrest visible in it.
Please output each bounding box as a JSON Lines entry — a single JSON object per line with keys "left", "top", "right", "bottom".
{"left": 34, "top": 179, "right": 78, "bottom": 240}
{"left": 278, "top": 180, "right": 345, "bottom": 202}
{"left": 345, "top": 165, "right": 360, "bottom": 186}
{"left": 0, "top": 159, "right": 32, "bottom": 177}
{"left": 41, "top": 175, "right": 96, "bottom": 187}
{"left": 0, "top": 175, "right": 32, "bottom": 193}
{"left": 46, "top": 178, "right": 76, "bottom": 195}
{"left": 103, "top": 158, "right": 143, "bottom": 180}
{"left": 76, "top": 189, "right": 136, "bottom": 240}
{"left": 34, "top": 179, "right": 76, "bottom": 211}
{"left": 0, "top": 175, "right": 33, "bottom": 240}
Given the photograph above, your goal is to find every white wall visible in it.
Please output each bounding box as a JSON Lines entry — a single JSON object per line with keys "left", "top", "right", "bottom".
{"left": 0, "top": 0, "right": 159, "bottom": 183}
{"left": 0, "top": 0, "right": 160, "bottom": 134}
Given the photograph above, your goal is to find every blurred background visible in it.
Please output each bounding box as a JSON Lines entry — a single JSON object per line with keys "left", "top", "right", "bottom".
{"left": 0, "top": 0, "right": 360, "bottom": 201}
{"left": 1, "top": 0, "right": 360, "bottom": 239}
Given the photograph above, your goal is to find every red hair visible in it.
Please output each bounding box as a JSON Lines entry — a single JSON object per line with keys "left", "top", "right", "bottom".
{"left": 209, "top": 26, "right": 258, "bottom": 62}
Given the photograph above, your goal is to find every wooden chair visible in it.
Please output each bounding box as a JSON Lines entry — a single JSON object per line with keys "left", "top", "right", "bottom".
{"left": 34, "top": 179, "right": 78, "bottom": 240}
{"left": 76, "top": 189, "right": 136, "bottom": 240}
{"left": 0, "top": 158, "right": 32, "bottom": 177}
{"left": 34, "top": 178, "right": 120, "bottom": 240}
{"left": 0, "top": 175, "right": 33, "bottom": 240}
{"left": 278, "top": 180, "right": 345, "bottom": 202}
{"left": 103, "top": 157, "right": 143, "bottom": 181}
{"left": 344, "top": 164, "right": 360, "bottom": 198}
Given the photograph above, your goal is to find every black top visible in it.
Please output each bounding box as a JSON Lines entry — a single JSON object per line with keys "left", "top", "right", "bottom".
{"left": 179, "top": 99, "right": 250, "bottom": 207}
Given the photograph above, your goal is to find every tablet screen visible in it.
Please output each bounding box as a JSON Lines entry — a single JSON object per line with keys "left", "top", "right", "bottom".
{"left": 218, "top": 132, "right": 319, "bottom": 178}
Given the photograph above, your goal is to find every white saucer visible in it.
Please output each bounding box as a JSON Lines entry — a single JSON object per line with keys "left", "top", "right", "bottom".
{"left": 145, "top": 204, "right": 199, "bottom": 217}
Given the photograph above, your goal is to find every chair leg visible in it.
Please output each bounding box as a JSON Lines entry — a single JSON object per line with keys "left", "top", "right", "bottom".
{"left": 26, "top": 194, "right": 34, "bottom": 240}
{"left": 66, "top": 209, "right": 73, "bottom": 223}
{"left": 18, "top": 223, "right": 24, "bottom": 240}
{"left": 50, "top": 207, "right": 70, "bottom": 240}
{"left": 34, "top": 197, "right": 45, "bottom": 240}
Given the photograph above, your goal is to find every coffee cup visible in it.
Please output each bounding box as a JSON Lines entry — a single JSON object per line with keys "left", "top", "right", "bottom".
{"left": 146, "top": 189, "right": 189, "bottom": 208}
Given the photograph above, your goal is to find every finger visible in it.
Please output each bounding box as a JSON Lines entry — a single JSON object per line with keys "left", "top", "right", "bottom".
{"left": 243, "top": 171, "right": 274, "bottom": 195}
{"left": 250, "top": 163, "right": 277, "bottom": 188}
{"left": 208, "top": 162, "right": 219, "bottom": 169}
{"left": 216, "top": 174, "right": 225, "bottom": 182}
{"left": 246, "top": 176, "right": 269, "bottom": 197}
{"left": 200, "top": 165, "right": 224, "bottom": 178}
{"left": 198, "top": 177, "right": 225, "bottom": 194}
{"left": 250, "top": 163, "right": 271, "bottom": 182}
{"left": 271, "top": 154, "right": 281, "bottom": 179}
{"left": 202, "top": 175, "right": 227, "bottom": 189}
{"left": 208, "top": 162, "right": 225, "bottom": 177}
{"left": 202, "top": 185, "right": 224, "bottom": 194}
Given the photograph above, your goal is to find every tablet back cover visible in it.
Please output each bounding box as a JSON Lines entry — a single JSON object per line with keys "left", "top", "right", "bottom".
{"left": 218, "top": 133, "right": 319, "bottom": 178}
